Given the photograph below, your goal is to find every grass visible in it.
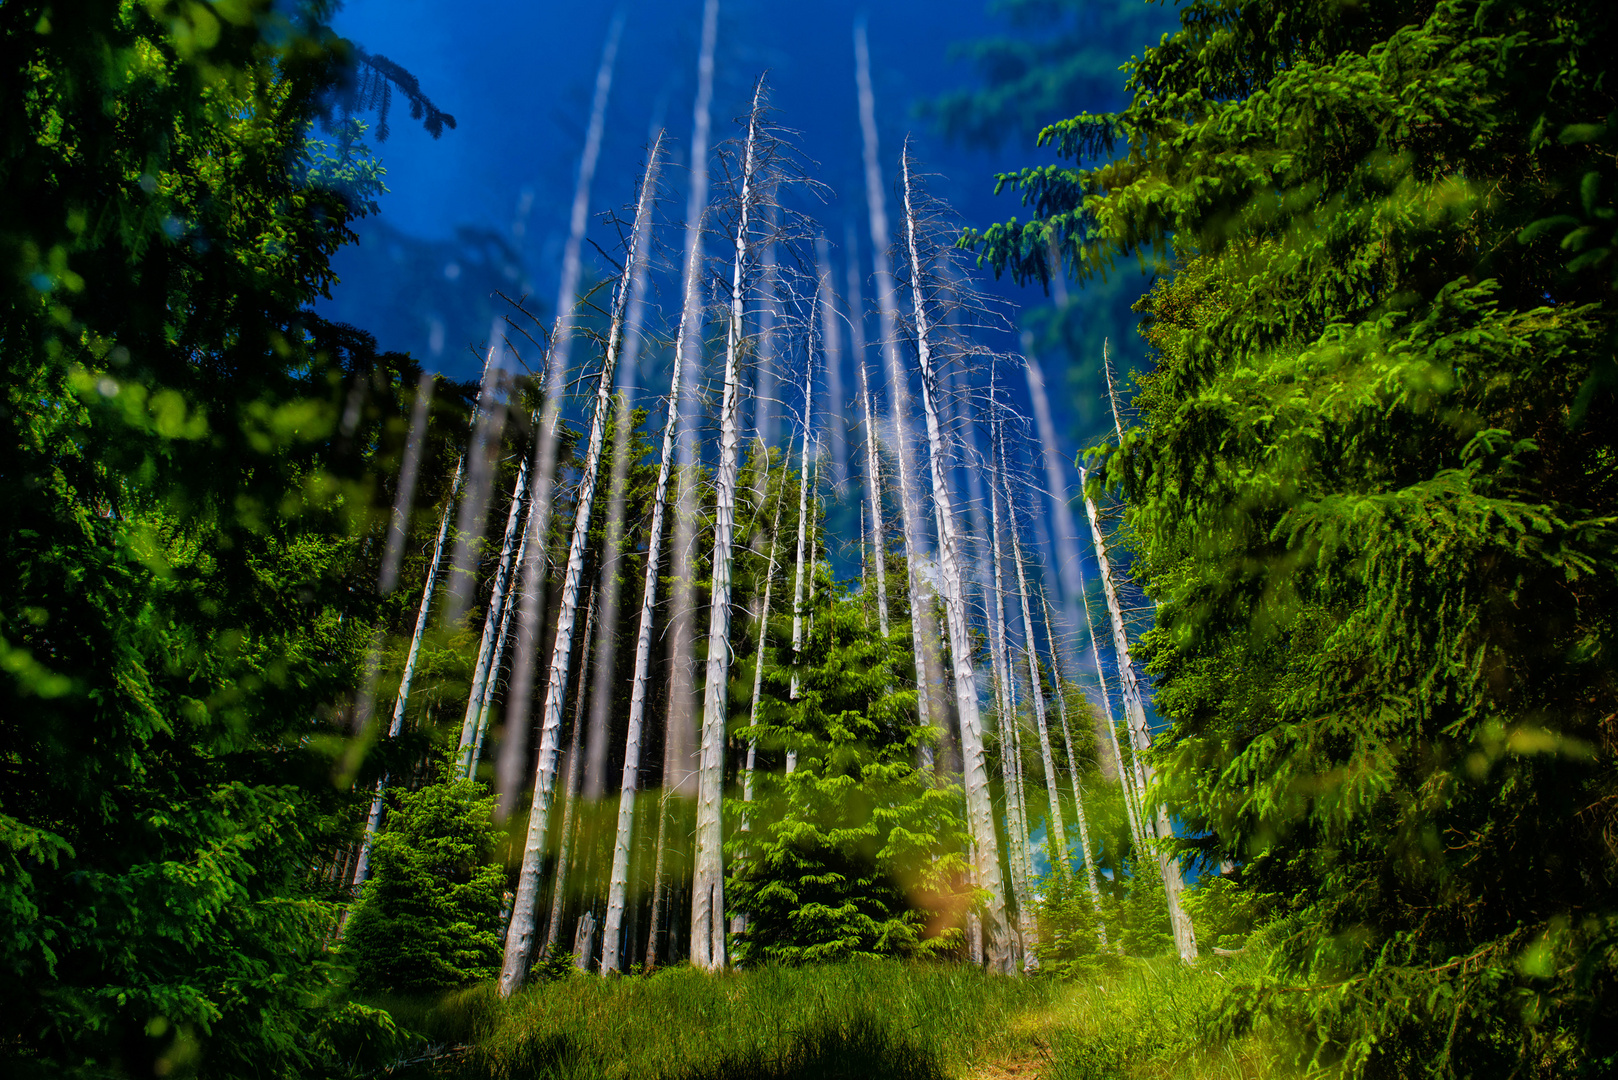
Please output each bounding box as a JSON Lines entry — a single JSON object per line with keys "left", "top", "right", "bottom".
{"left": 364, "top": 957, "right": 1288, "bottom": 1080}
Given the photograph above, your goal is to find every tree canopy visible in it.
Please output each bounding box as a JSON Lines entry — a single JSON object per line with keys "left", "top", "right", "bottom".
{"left": 971, "top": 0, "right": 1618, "bottom": 1073}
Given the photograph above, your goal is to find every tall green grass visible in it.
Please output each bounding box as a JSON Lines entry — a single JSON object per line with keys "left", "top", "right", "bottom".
{"left": 375, "top": 962, "right": 1052, "bottom": 1079}
{"left": 1041, "top": 957, "right": 1285, "bottom": 1080}
{"left": 364, "top": 958, "right": 1288, "bottom": 1080}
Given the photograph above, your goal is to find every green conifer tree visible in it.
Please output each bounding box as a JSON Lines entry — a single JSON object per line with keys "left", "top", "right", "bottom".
{"left": 971, "top": 0, "right": 1618, "bottom": 1072}
{"left": 342, "top": 774, "right": 506, "bottom": 994}
{"left": 728, "top": 573, "right": 974, "bottom": 965}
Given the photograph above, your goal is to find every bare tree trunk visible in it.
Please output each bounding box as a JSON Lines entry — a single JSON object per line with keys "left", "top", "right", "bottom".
{"left": 998, "top": 460, "right": 1069, "bottom": 871}
{"left": 897, "top": 143, "right": 1011, "bottom": 971}
{"left": 468, "top": 515, "right": 527, "bottom": 775}
{"left": 546, "top": 593, "right": 597, "bottom": 951}
{"left": 986, "top": 420, "right": 1029, "bottom": 959}
{"left": 600, "top": 345, "right": 688, "bottom": 974}
{"left": 494, "top": 14, "right": 622, "bottom": 834}
{"left": 692, "top": 82, "right": 766, "bottom": 972}
{"left": 661, "top": 0, "right": 720, "bottom": 887}
{"left": 1078, "top": 463, "right": 1198, "bottom": 964}
{"left": 1041, "top": 593, "right": 1107, "bottom": 943}
{"left": 816, "top": 240, "right": 849, "bottom": 491}
{"left": 613, "top": 2, "right": 719, "bottom": 974}
{"left": 844, "top": 226, "right": 890, "bottom": 637}
{"left": 352, "top": 458, "right": 464, "bottom": 887}
{"left": 344, "top": 370, "right": 431, "bottom": 801}
{"left": 1078, "top": 551, "right": 1147, "bottom": 848}
{"left": 457, "top": 453, "right": 529, "bottom": 776}
{"left": 731, "top": 482, "right": 786, "bottom": 941}
{"left": 379, "top": 371, "right": 435, "bottom": 597}
{"left": 493, "top": 22, "right": 631, "bottom": 997}
{"left": 1001, "top": 658, "right": 1036, "bottom": 968}
{"left": 644, "top": 786, "right": 673, "bottom": 971}
{"left": 855, "top": 20, "right": 943, "bottom": 764}
{"left": 787, "top": 392, "right": 815, "bottom": 778}
{"left": 1022, "top": 350, "right": 1113, "bottom": 776}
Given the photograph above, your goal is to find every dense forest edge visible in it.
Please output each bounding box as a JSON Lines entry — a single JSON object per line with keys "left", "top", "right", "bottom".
{"left": 3, "top": 1, "right": 1614, "bottom": 1079}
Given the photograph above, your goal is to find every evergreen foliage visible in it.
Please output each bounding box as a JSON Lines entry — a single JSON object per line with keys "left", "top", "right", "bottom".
{"left": 971, "top": 0, "right": 1618, "bottom": 1074}
{"left": 343, "top": 773, "right": 506, "bottom": 994}
{"left": 729, "top": 574, "right": 974, "bottom": 964}
{"left": 0, "top": 3, "right": 462, "bottom": 1074}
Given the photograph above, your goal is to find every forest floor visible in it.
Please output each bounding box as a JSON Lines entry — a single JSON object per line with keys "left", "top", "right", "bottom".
{"left": 363, "top": 957, "right": 1274, "bottom": 1080}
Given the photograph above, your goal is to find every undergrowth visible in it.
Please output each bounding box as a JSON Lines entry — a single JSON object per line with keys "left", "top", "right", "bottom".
{"left": 350, "top": 958, "right": 1296, "bottom": 1080}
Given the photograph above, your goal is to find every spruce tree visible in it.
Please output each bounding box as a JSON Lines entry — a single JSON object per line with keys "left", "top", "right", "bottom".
{"left": 729, "top": 574, "right": 974, "bottom": 965}
{"left": 972, "top": 0, "right": 1618, "bottom": 1071}
{"left": 342, "top": 775, "right": 505, "bottom": 994}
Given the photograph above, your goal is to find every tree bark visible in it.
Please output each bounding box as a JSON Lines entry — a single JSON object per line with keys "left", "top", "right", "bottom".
{"left": 692, "top": 82, "right": 766, "bottom": 972}
{"left": 999, "top": 463, "right": 1070, "bottom": 871}
{"left": 546, "top": 592, "right": 597, "bottom": 952}
{"left": 352, "top": 457, "right": 464, "bottom": 888}
{"left": 898, "top": 144, "right": 1011, "bottom": 971}
{"left": 456, "top": 453, "right": 529, "bottom": 776}
{"left": 1079, "top": 463, "right": 1198, "bottom": 964}
{"left": 844, "top": 227, "right": 890, "bottom": 637}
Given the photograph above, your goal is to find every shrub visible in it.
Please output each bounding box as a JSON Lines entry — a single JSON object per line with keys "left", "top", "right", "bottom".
{"left": 342, "top": 776, "right": 505, "bottom": 993}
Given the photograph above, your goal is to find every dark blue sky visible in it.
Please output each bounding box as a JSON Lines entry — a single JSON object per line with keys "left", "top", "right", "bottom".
{"left": 319, "top": 0, "right": 1171, "bottom": 454}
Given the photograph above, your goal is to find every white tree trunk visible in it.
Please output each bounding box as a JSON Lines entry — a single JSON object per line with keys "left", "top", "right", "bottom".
{"left": 855, "top": 21, "right": 943, "bottom": 768}
{"left": 345, "top": 371, "right": 432, "bottom": 803}
{"left": 1022, "top": 351, "right": 1111, "bottom": 776}
{"left": 692, "top": 81, "right": 765, "bottom": 972}
{"left": 897, "top": 144, "right": 1011, "bottom": 971}
{"left": 352, "top": 458, "right": 464, "bottom": 887}
{"left": 743, "top": 491, "right": 784, "bottom": 813}
{"left": 494, "top": 15, "right": 621, "bottom": 833}
{"left": 546, "top": 593, "right": 597, "bottom": 951}
{"left": 730, "top": 480, "right": 785, "bottom": 942}
{"left": 1078, "top": 464, "right": 1198, "bottom": 964}
{"left": 493, "top": 21, "right": 641, "bottom": 993}
{"left": 1079, "top": 553, "right": 1148, "bottom": 849}
{"left": 598, "top": 372, "right": 687, "bottom": 975}
{"left": 999, "top": 464, "right": 1069, "bottom": 870}
{"left": 786, "top": 388, "right": 815, "bottom": 778}
{"left": 456, "top": 452, "right": 529, "bottom": 776}
{"left": 378, "top": 371, "right": 435, "bottom": 596}
{"left": 845, "top": 229, "right": 890, "bottom": 637}
{"left": 1000, "top": 658, "right": 1037, "bottom": 967}
{"left": 598, "top": 43, "right": 714, "bottom": 962}
{"left": 1040, "top": 593, "right": 1107, "bottom": 941}
{"left": 815, "top": 240, "right": 849, "bottom": 491}
{"left": 468, "top": 515, "right": 528, "bottom": 775}
{"left": 662, "top": 0, "right": 720, "bottom": 836}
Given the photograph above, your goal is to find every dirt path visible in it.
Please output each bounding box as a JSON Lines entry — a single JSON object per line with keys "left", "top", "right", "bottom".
{"left": 961, "top": 1003, "right": 1061, "bottom": 1080}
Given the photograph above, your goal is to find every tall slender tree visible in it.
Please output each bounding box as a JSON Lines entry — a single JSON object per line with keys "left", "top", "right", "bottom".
{"left": 456, "top": 452, "right": 528, "bottom": 776}
{"left": 1042, "top": 592, "right": 1106, "bottom": 936}
{"left": 352, "top": 458, "right": 464, "bottom": 888}
{"left": 1000, "top": 456, "right": 1070, "bottom": 872}
{"left": 787, "top": 376, "right": 816, "bottom": 777}
{"left": 898, "top": 142, "right": 1011, "bottom": 970}
{"left": 494, "top": 17, "right": 622, "bottom": 832}
{"left": 1079, "top": 464, "right": 1196, "bottom": 963}
{"left": 845, "top": 225, "right": 891, "bottom": 637}
{"left": 468, "top": 516, "right": 528, "bottom": 775}
{"left": 855, "top": 18, "right": 947, "bottom": 762}
{"left": 546, "top": 592, "right": 597, "bottom": 952}
{"left": 692, "top": 80, "right": 769, "bottom": 971}
{"left": 499, "top": 114, "right": 661, "bottom": 995}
